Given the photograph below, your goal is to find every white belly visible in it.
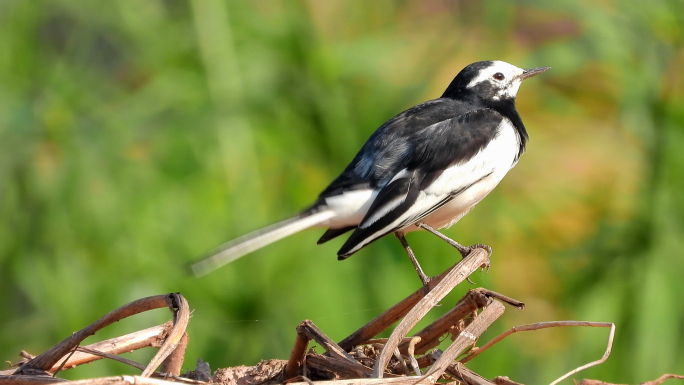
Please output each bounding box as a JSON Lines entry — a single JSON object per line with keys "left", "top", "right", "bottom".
{"left": 404, "top": 120, "right": 521, "bottom": 232}
{"left": 418, "top": 172, "right": 502, "bottom": 229}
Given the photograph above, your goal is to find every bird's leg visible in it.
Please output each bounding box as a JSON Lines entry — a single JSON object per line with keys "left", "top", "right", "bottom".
{"left": 394, "top": 232, "right": 431, "bottom": 291}
{"left": 417, "top": 223, "right": 491, "bottom": 279}
{"left": 417, "top": 222, "right": 492, "bottom": 258}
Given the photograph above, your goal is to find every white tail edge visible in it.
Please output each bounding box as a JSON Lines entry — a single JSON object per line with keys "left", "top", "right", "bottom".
{"left": 191, "top": 209, "right": 336, "bottom": 277}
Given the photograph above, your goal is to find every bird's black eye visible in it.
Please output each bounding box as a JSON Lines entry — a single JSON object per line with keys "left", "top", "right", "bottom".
{"left": 493, "top": 72, "right": 505, "bottom": 81}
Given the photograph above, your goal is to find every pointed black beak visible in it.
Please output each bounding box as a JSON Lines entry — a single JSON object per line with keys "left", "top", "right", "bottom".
{"left": 520, "top": 66, "right": 551, "bottom": 80}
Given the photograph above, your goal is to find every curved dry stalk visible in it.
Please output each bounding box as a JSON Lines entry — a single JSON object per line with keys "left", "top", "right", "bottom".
{"left": 372, "top": 248, "right": 490, "bottom": 378}
{"left": 406, "top": 337, "right": 422, "bottom": 376}
{"left": 141, "top": 293, "right": 190, "bottom": 377}
{"left": 14, "top": 295, "right": 172, "bottom": 374}
{"left": 640, "top": 374, "right": 684, "bottom": 385}
{"left": 14, "top": 293, "right": 190, "bottom": 381}
{"left": 460, "top": 321, "right": 615, "bottom": 385}
{"left": 161, "top": 331, "right": 189, "bottom": 376}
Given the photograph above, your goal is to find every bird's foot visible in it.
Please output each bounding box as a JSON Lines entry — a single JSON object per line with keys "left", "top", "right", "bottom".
{"left": 447, "top": 242, "right": 491, "bottom": 259}
{"left": 455, "top": 244, "right": 492, "bottom": 277}
{"left": 457, "top": 243, "right": 492, "bottom": 268}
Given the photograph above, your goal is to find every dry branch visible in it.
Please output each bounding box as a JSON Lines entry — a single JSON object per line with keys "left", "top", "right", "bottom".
{"left": 577, "top": 374, "right": 684, "bottom": 385}
{"left": 6, "top": 293, "right": 191, "bottom": 385}
{"left": 297, "top": 321, "right": 355, "bottom": 364}
{"left": 338, "top": 248, "right": 488, "bottom": 352}
{"left": 372, "top": 247, "right": 490, "bottom": 378}
{"left": 460, "top": 320, "right": 615, "bottom": 385}
{"left": 285, "top": 330, "right": 309, "bottom": 380}
{"left": 66, "top": 375, "right": 180, "bottom": 385}
{"left": 445, "top": 363, "right": 496, "bottom": 385}
{"left": 284, "top": 377, "right": 460, "bottom": 385}
{"left": 0, "top": 376, "right": 67, "bottom": 385}
{"left": 73, "top": 347, "right": 146, "bottom": 372}
{"left": 14, "top": 295, "right": 172, "bottom": 375}
{"left": 305, "top": 355, "right": 373, "bottom": 379}
{"left": 422, "top": 301, "right": 506, "bottom": 383}
{"left": 398, "top": 288, "right": 496, "bottom": 355}
{"left": 284, "top": 320, "right": 372, "bottom": 382}
{"left": 47, "top": 322, "right": 172, "bottom": 373}
{"left": 160, "top": 331, "right": 189, "bottom": 376}
{"left": 141, "top": 293, "right": 190, "bottom": 377}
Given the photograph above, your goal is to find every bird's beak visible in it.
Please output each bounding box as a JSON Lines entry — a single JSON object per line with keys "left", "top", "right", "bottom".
{"left": 519, "top": 67, "right": 551, "bottom": 80}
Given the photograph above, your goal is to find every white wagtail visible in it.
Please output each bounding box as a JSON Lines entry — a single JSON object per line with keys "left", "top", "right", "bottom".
{"left": 191, "top": 60, "right": 549, "bottom": 286}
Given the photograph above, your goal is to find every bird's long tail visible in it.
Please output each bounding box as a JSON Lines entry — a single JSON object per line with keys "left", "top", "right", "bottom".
{"left": 190, "top": 208, "right": 336, "bottom": 277}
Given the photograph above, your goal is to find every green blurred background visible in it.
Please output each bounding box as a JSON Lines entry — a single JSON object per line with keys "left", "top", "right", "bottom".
{"left": 2, "top": 0, "right": 684, "bottom": 383}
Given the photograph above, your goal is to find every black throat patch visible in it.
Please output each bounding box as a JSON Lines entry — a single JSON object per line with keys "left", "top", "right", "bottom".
{"left": 484, "top": 97, "right": 528, "bottom": 161}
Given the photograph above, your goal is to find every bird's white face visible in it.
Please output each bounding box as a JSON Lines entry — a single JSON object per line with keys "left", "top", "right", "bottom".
{"left": 466, "top": 61, "right": 526, "bottom": 101}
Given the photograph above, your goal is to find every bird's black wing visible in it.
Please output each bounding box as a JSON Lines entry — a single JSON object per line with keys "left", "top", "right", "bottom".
{"left": 337, "top": 108, "right": 505, "bottom": 257}
{"left": 317, "top": 98, "right": 477, "bottom": 198}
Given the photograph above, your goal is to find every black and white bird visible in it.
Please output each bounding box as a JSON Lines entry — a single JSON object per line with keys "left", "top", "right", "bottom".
{"left": 191, "top": 60, "right": 549, "bottom": 285}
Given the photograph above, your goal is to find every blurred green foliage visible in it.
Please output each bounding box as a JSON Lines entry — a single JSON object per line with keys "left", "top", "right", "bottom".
{"left": 1, "top": 0, "right": 684, "bottom": 383}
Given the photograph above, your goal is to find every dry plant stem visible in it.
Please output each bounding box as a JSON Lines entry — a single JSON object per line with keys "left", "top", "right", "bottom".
{"left": 445, "top": 363, "right": 496, "bottom": 385}
{"left": 492, "top": 376, "right": 525, "bottom": 385}
{"left": 406, "top": 337, "right": 421, "bottom": 376}
{"left": 536, "top": 321, "right": 614, "bottom": 385}
{"left": 365, "top": 338, "right": 414, "bottom": 345}
{"left": 459, "top": 321, "right": 615, "bottom": 385}
{"left": 141, "top": 293, "right": 190, "bottom": 377}
{"left": 297, "top": 321, "right": 355, "bottom": 363}
{"left": 338, "top": 255, "right": 482, "bottom": 352}
{"left": 304, "top": 355, "right": 373, "bottom": 379}
{"left": 641, "top": 374, "right": 684, "bottom": 385}
{"left": 47, "top": 323, "right": 172, "bottom": 373}
{"left": 62, "top": 375, "right": 184, "bottom": 385}
{"left": 421, "top": 301, "right": 506, "bottom": 383}
{"left": 393, "top": 349, "right": 410, "bottom": 376}
{"left": 11, "top": 376, "right": 470, "bottom": 385}
{"left": 285, "top": 320, "right": 369, "bottom": 381}
{"left": 482, "top": 291, "right": 525, "bottom": 310}
{"left": 65, "top": 347, "right": 201, "bottom": 385}
{"left": 0, "top": 376, "right": 67, "bottom": 385}
{"left": 52, "top": 343, "right": 80, "bottom": 377}
{"left": 577, "top": 374, "right": 684, "bottom": 385}
{"left": 74, "top": 347, "right": 146, "bottom": 371}
{"left": 399, "top": 288, "right": 495, "bottom": 355}
{"left": 285, "top": 377, "right": 462, "bottom": 385}
{"left": 14, "top": 295, "right": 172, "bottom": 374}
{"left": 285, "top": 330, "right": 310, "bottom": 380}
{"left": 372, "top": 248, "right": 490, "bottom": 378}
{"left": 160, "top": 332, "right": 189, "bottom": 376}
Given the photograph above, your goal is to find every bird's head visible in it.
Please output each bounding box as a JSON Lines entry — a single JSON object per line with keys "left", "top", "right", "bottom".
{"left": 442, "top": 60, "right": 549, "bottom": 102}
